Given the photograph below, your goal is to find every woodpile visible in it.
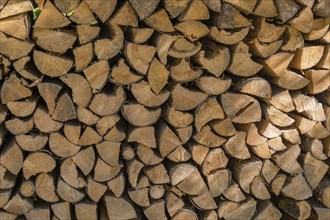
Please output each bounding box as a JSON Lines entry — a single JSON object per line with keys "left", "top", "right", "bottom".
{"left": 0, "top": 0, "right": 329, "bottom": 219}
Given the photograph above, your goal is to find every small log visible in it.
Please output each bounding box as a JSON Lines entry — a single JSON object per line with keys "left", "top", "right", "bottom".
{"left": 282, "top": 25, "right": 304, "bottom": 52}
{"left": 169, "top": 58, "right": 202, "bottom": 82}
{"left": 150, "top": 185, "right": 165, "bottom": 200}
{"left": 0, "top": 139, "right": 23, "bottom": 175}
{"left": 127, "top": 159, "right": 144, "bottom": 188}
{"left": 5, "top": 116, "right": 34, "bottom": 135}
{"left": 227, "top": 41, "right": 263, "bottom": 77}
{"left": 63, "top": 121, "right": 81, "bottom": 145}
{"left": 223, "top": 131, "right": 249, "bottom": 159}
{"left": 196, "top": 76, "right": 231, "bottom": 95}
{"left": 96, "top": 141, "right": 121, "bottom": 167}
{"left": 84, "top": 0, "right": 117, "bottom": 22}
{"left": 35, "top": 173, "right": 59, "bottom": 203}
{"left": 168, "top": 83, "right": 207, "bottom": 111}
{"left": 124, "top": 42, "right": 156, "bottom": 75}
{"left": 107, "top": 173, "right": 125, "bottom": 197}
{"left": 104, "top": 194, "right": 137, "bottom": 219}
{"left": 281, "top": 174, "right": 312, "bottom": 200}
{"left": 76, "top": 24, "right": 100, "bottom": 44}
{"left": 262, "top": 104, "right": 295, "bottom": 127}
{"left": 193, "top": 40, "right": 230, "bottom": 77}
{"left": 188, "top": 142, "right": 209, "bottom": 165}
{"left": 94, "top": 23, "right": 124, "bottom": 60}
{"left": 75, "top": 201, "right": 97, "bottom": 220}
{"left": 277, "top": 197, "right": 312, "bottom": 219}
{"left": 210, "top": 118, "right": 237, "bottom": 137}
{"left": 121, "top": 144, "right": 135, "bottom": 161}
{"left": 37, "top": 81, "right": 62, "bottom": 115}
{"left": 208, "top": 26, "right": 250, "bottom": 45}
{"left": 127, "top": 126, "right": 156, "bottom": 148}
{"left": 257, "top": 118, "right": 282, "bottom": 138}
{"left": 126, "top": 27, "right": 154, "bottom": 44}
{"left": 72, "top": 146, "right": 95, "bottom": 176}
{"left": 237, "top": 123, "right": 267, "bottom": 146}
{"left": 77, "top": 106, "right": 100, "bottom": 126}
{"left": 302, "top": 152, "right": 328, "bottom": 190}
{"left": 144, "top": 163, "right": 170, "bottom": 184}
{"left": 290, "top": 46, "right": 325, "bottom": 70}
{"left": 230, "top": 156, "right": 263, "bottom": 193}
{"left": 201, "top": 148, "right": 228, "bottom": 175}
{"left": 73, "top": 43, "right": 93, "bottom": 72}
{"left": 89, "top": 86, "right": 125, "bottom": 116}
{"left": 51, "top": 202, "right": 71, "bottom": 220}
{"left": 69, "top": 0, "right": 96, "bottom": 25}
{"left": 110, "top": 59, "right": 142, "bottom": 86}
{"left": 191, "top": 191, "right": 217, "bottom": 210}
{"left": 35, "top": 0, "right": 71, "bottom": 28}
{"left": 131, "top": 81, "right": 170, "bottom": 108}
{"left": 175, "top": 21, "right": 209, "bottom": 41}
{"left": 137, "top": 144, "right": 162, "bottom": 166}
{"left": 103, "top": 120, "right": 126, "bottom": 142}
{"left": 23, "top": 152, "right": 56, "bottom": 179}
{"left": 32, "top": 28, "right": 76, "bottom": 54}
{"left": 20, "top": 180, "right": 35, "bottom": 197}
{"left": 289, "top": 113, "right": 317, "bottom": 134}
{"left": 177, "top": 0, "right": 209, "bottom": 21}
{"left": 52, "top": 91, "right": 77, "bottom": 122}
{"left": 56, "top": 178, "right": 85, "bottom": 203}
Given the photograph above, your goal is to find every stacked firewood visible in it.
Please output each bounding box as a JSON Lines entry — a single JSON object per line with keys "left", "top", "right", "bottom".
{"left": 0, "top": 0, "right": 329, "bottom": 219}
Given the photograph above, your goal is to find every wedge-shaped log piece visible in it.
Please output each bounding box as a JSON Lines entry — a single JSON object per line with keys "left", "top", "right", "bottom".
{"left": 1, "top": 73, "right": 32, "bottom": 104}
{"left": 72, "top": 146, "right": 95, "bottom": 176}
{"left": 193, "top": 41, "right": 230, "bottom": 77}
{"left": 282, "top": 25, "right": 304, "bottom": 52}
{"left": 131, "top": 81, "right": 169, "bottom": 108}
{"left": 270, "top": 70, "right": 309, "bottom": 90}
{"left": 268, "top": 87, "right": 294, "bottom": 113}
{"left": 23, "top": 152, "right": 56, "bottom": 179}
{"left": 49, "top": 132, "right": 80, "bottom": 158}
{"left": 207, "top": 169, "right": 230, "bottom": 197}
{"left": 210, "top": 118, "right": 237, "bottom": 137}
{"left": 96, "top": 141, "right": 121, "bottom": 167}
{"left": 224, "top": 0, "right": 257, "bottom": 14}
{"left": 274, "top": 0, "right": 300, "bottom": 22}
{"left": 111, "top": 59, "right": 142, "bottom": 86}
{"left": 306, "top": 121, "right": 330, "bottom": 139}
{"left": 193, "top": 125, "right": 226, "bottom": 148}
{"left": 305, "top": 69, "right": 330, "bottom": 95}
{"left": 69, "top": 0, "right": 96, "bottom": 24}
{"left": 216, "top": 3, "right": 251, "bottom": 29}
{"left": 168, "top": 38, "right": 202, "bottom": 58}
{"left": 253, "top": 0, "right": 277, "bottom": 17}
{"left": 237, "top": 123, "right": 267, "bottom": 146}
{"left": 154, "top": 33, "right": 177, "bottom": 65}
{"left": 83, "top": 60, "right": 109, "bottom": 93}
{"left": 230, "top": 156, "right": 262, "bottom": 193}
{"left": 169, "top": 58, "right": 202, "bottom": 82}
{"left": 32, "top": 28, "right": 76, "bottom": 54}
{"left": 103, "top": 120, "right": 126, "bottom": 143}
{"left": 64, "top": 120, "right": 81, "bottom": 145}
{"left": 7, "top": 96, "right": 37, "bottom": 118}
{"left": 208, "top": 26, "right": 250, "bottom": 45}
{"left": 145, "top": 9, "right": 175, "bottom": 32}
{"left": 303, "top": 152, "right": 328, "bottom": 190}
{"left": 314, "top": 177, "right": 330, "bottom": 208}
{"left": 202, "top": 148, "right": 228, "bottom": 175}
{"left": 218, "top": 197, "right": 257, "bottom": 220}
{"left": 110, "top": 1, "right": 138, "bottom": 27}
{"left": 137, "top": 144, "right": 163, "bottom": 166}
{"left": 262, "top": 105, "right": 295, "bottom": 127}
{"left": 125, "top": 42, "right": 156, "bottom": 75}
{"left": 166, "top": 192, "right": 185, "bottom": 217}
{"left": 251, "top": 175, "right": 271, "bottom": 200}
{"left": 0, "top": 13, "right": 30, "bottom": 40}
{"left": 54, "top": 0, "right": 79, "bottom": 13}
{"left": 75, "top": 201, "right": 97, "bottom": 220}
{"left": 223, "top": 182, "right": 246, "bottom": 202}
{"left": 78, "top": 126, "right": 102, "bottom": 146}
{"left": 276, "top": 197, "right": 311, "bottom": 220}
{"left": 176, "top": 168, "right": 208, "bottom": 195}
{"left": 60, "top": 158, "right": 86, "bottom": 189}
{"left": 289, "top": 113, "right": 317, "bottom": 134}
{"left": 129, "top": 188, "right": 150, "bottom": 207}
{"left": 315, "top": 45, "right": 329, "bottom": 69}
{"left": 234, "top": 77, "right": 272, "bottom": 98}
{"left": 51, "top": 202, "right": 71, "bottom": 220}
{"left": 254, "top": 200, "right": 282, "bottom": 220}
{"left": 223, "top": 132, "right": 250, "bottom": 159}
{"left": 94, "top": 157, "right": 121, "bottom": 182}
{"left": 291, "top": 93, "right": 325, "bottom": 121}
{"left": 85, "top": 0, "right": 116, "bottom": 22}
{"left": 195, "top": 98, "right": 224, "bottom": 132}
{"left": 57, "top": 178, "right": 85, "bottom": 203}
{"left": 249, "top": 17, "right": 285, "bottom": 43}
{"left": 248, "top": 39, "right": 283, "bottom": 58}
{"left": 228, "top": 42, "right": 263, "bottom": 77}
{"left": 76, "top": 24, "right": 100, "bottom": 44}
{"left": 167, "top": 145, "right": 191, "bottom": 162}
{"left": 169, "top": 83, "right": 207, "bottom": 111}
{"left": 122, "top": 103, "right": 161, "bottom": 127}
{"left": 126, "top": 27, "right": 154, "bottom": 44}
{"left": 34, "top": 105, "right": 63, "bottom": 133}
{"left": 128, "top": 159, "right": 144, "bottom": 188}
{"left": 175, "top": 21, "right": 209, "bottom": 41}
{"left": 0, "top": 138, "right": 23, "bottom": 175}
{"left": 3, "top": 193, "right": 33, "bottom": 215}
{"left": 15, "top": 134, "right": 47, "bottom": 152}
{"left": 35, "top": 173, "right": 59, "bottom": 203}
{"left": 89, "top": 86, "right": 125, "bottom": 116}
{"left": 178, "top": 0, "right": 209, "bottom": 21}
{"left": 197, "top": 76, "right": 231, "bottom": 95}
{"left": 301, "top": 137, "right": 327, "bottom": 161}
{"left": 289, "top": 7, "right": 313, "bottom": 33}
{"left": 34, "top": 50, "right": 73, "bottom": 77}
{"left": 104, "top": 194, "right": 137, "bottom": 219}
{"left": 273, "top": 145, "right": 303, "bottom": 175}
{"left": 156, "top": 122, "right": 182, "bottom": 157}
{"left": 281, "top": 174, "right": 312, "bottom": 200}
{"left": 262, "top": 160, "right": 280, "bottom": 184}
{"left": 304, "top": 18, "right": 330, "bottom": 41}
{"left": 191, "top": 191, "right": 217, "bottom": 210}
{"left": 148, "top": 58, "right": 170, "bottom": 94}
{"left": 127, "top": 126, "right": 156, "bottom": 148}
{"left": 129, "top": 0, "right": 159, "bottom": 19}
{"left": 35, "top": 0, "right": 70, "bottom": 28}
{"left": 77, "top": 106, "right": 100, "bottom": 126}
{"left": 290, "top": 46, "right": 324, "bottom": 69}
{"left": 173, "top": 209, "right": 198, "bottom": 220}
{"left": 94, "top": 23, "right": 124, "bottom": 60}
{"left": 37, "top": 81, "right": 62, "bottom": 115}
{"left": 163, "top": 0, "right": 191, "bottom": 18}
{"left": 73, "top": 43, "right": 93, "bottom": 72}
{"left": 60, "top": 73, "right": 92, "bottom": 107}
{"left": 5, "top": 115, "right": 32, "bottom": 135}
{"left": 86, "top": 177, "right": 107, "bottom": 203}
{"left": 0, "top": 33, "right": 34, "bottom": 60}
{"left": 260, "top": 52, "right": 294, "bottom": 77}
{"left": 52, "top": 91, "right": 76, "bottom": 122}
